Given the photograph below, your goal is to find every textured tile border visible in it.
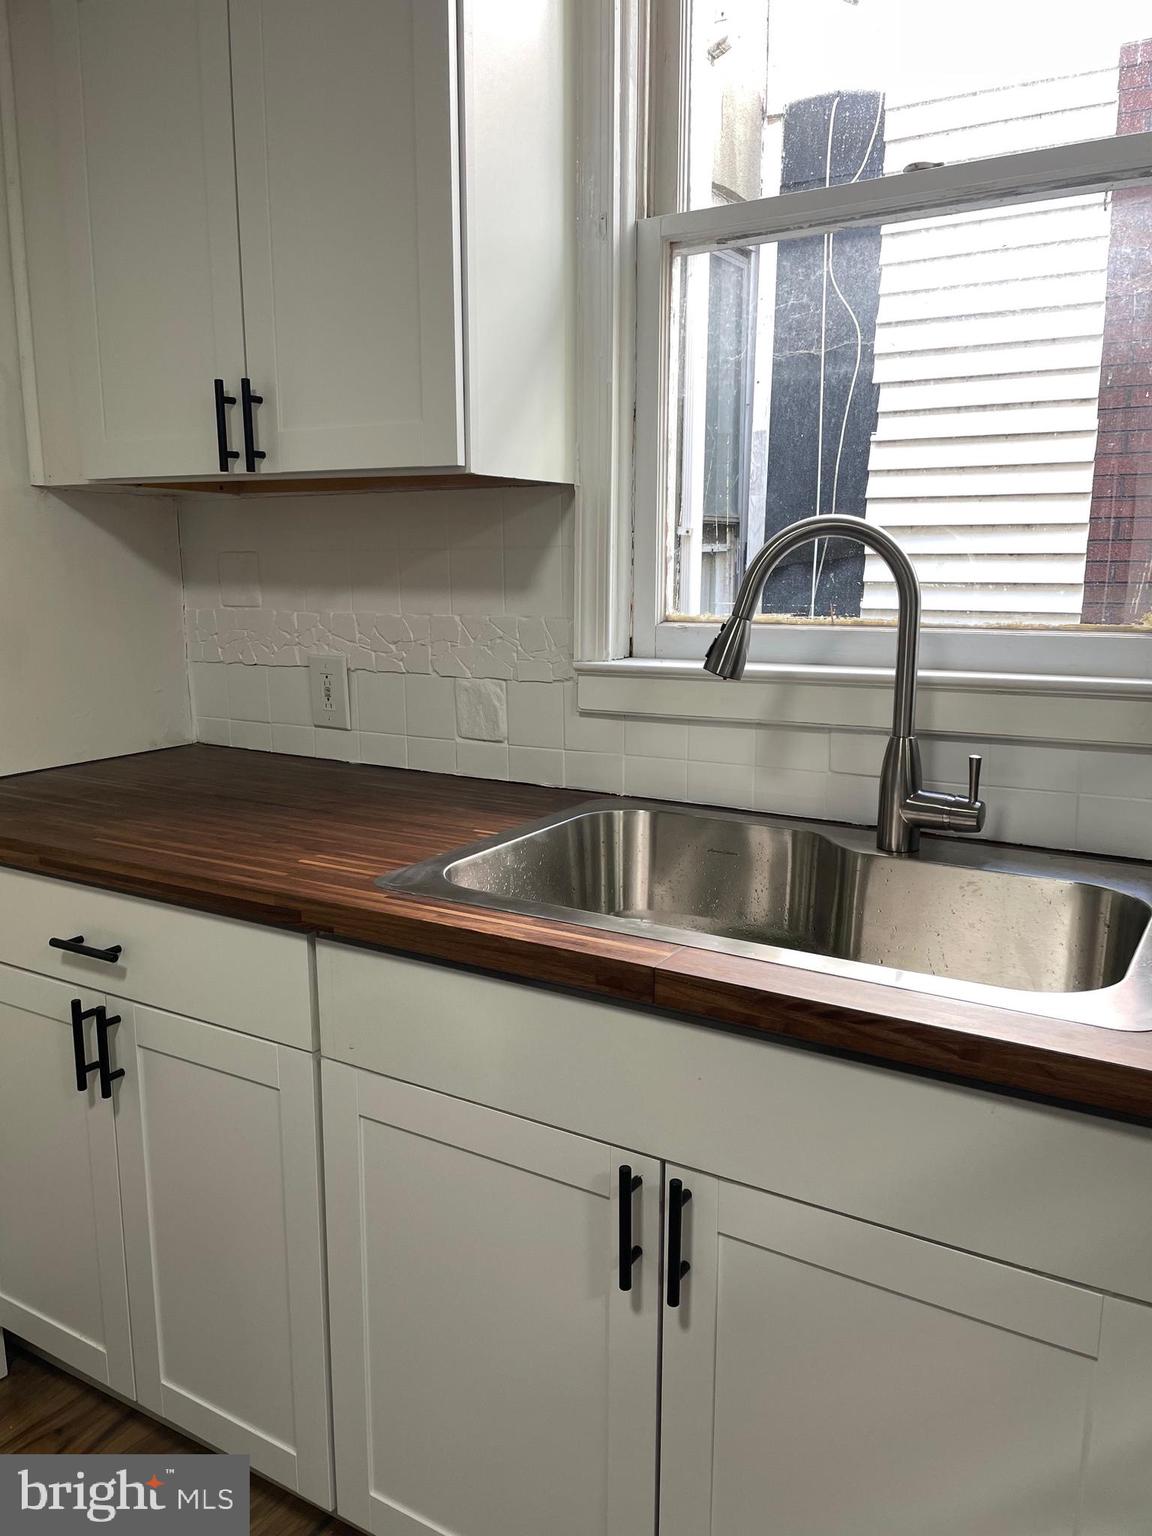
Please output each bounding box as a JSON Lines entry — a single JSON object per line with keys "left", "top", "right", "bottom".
{"left": 188, "top": 608, "right": 575, "bottom": 682}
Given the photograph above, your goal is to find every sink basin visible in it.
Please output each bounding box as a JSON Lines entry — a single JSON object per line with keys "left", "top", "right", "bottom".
{"left": 381, "top": 801, "right": 1152, "bottom": 1030}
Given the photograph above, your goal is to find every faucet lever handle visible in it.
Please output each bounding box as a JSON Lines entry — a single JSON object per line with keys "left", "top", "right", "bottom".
{"left": 967, "top": 753, "right": 983, "bottom": 807}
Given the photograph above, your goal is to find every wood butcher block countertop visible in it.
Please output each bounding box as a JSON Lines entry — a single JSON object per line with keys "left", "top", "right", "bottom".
{"left": 0, "top": 744, "right": 1150, "bottom": 1121}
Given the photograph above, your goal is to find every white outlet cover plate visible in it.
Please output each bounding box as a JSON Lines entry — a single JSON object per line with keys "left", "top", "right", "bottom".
{"left": 308, "top": 654, "right": 351, "bottom": 730}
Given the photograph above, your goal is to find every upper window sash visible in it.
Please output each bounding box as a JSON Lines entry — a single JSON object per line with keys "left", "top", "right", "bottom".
{"left": 632, "top": 132, "right": 1152, "bottom": 674}
{"left": 652, "top": 130, "right": 1152, "bottom": 249}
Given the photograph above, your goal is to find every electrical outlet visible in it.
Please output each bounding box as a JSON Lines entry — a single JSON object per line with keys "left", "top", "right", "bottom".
{"left": 308, "top": 654, "right": 351, "bottom": 730}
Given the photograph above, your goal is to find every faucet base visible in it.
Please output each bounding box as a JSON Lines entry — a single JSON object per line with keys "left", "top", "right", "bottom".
{"left": 878, "top": 736, "right": 922, "bottom": 856}
{"left": 879, "top": 735, "right": 987, "bottom": 856}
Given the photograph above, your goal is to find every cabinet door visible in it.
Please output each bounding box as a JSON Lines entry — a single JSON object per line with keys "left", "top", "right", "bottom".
{"left": 1081, "top": 1297, "right": 1152, "bottom": 1533}
{"left": 323, "top": 1062, "right": 660, "bottom": 1536}
{"left": 50, "top": 0, "right": 245, "bottom": 478}
{"left": 114, "top": 1004, "right": 332, "bottom": 1508}
{"left": 229, "top": 0, "right": 465, "bottom": 474}
{"left": 0, "top": 966, "right": 133, "bottom": 1394}
{"left": 660, "top": 1170, "right": 1108, "bottom": 1536}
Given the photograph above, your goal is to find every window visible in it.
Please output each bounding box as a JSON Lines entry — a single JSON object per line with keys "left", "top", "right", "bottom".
{"left": 633, "top": 0, "right": 1152, "bottom": 674}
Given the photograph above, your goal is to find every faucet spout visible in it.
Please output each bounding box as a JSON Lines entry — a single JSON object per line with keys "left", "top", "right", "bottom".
{"left": 704, "top": 516, "right": 986, "bottom": 856}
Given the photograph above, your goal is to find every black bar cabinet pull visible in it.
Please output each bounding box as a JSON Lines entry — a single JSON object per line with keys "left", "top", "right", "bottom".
{"left": 50, "top": 935, "right": 123, "bottom": 964}
{"left": 213, "top": 379, "right": 239, "bottom": 472}
{"left": 618, "top": 1164, "right": 643, "bottom": 1292}
{"left": 69, "top": 998, "right": 100, "bottom": 1094}
{"left": 666, "top": 1178, "right": 692, "bottom": 1308}
{"left": 95, "top": 1010, "right": 124, "bottom": 1100}
{"left": 240, "top": 377, "right": 266, "bottom": 472}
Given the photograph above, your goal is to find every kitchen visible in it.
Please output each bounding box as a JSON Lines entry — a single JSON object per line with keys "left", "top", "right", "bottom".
{"left": 0, "top": 2, "right": 1151, "bottom": 1533}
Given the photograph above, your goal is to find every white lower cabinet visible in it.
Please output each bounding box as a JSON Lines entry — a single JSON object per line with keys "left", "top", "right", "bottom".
{"left": 7, "top": 918, "right": 1152, "bottom": 1536}
{"left": 0, "top": 965, "right": 133, "bottom": 1394}
{"left": 0, "top": 952, "right": 331, "bottom": 1507}
{"left": 659, "top": 1169, "right": 1118, "bottom": 1536}
{"left": 322, "top": 1061, "right": 661, "bottom": 1536}
{"left": 113, "top": 1003, "right": 332, "bottom": 1507}
{"left": 321, "top": 1059, "right": 1152, "bottom": 1536}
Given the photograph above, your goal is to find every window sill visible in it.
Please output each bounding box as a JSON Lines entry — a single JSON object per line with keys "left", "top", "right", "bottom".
{"left": 575, "top": 659, "right": 1152, "bottom": 747}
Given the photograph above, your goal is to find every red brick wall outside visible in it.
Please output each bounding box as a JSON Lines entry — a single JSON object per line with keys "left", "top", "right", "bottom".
{"left": 1083, "top": 40, "right": 1152, "bottom": 625}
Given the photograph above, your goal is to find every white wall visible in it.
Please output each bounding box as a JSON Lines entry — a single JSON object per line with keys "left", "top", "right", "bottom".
{"left": 0, "top": 159, "right": 188, "bottom": 774}
{"left": 181, "top": 487, "right": 1152, "bottom": 862}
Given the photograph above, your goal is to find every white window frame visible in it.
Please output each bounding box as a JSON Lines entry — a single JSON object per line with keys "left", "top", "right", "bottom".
{"left": 574, "top": 1, "right": 1152, "bottom": 737}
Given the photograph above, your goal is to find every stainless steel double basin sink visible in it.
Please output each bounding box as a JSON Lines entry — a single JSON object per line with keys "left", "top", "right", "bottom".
{"left": 381, "top": 801, "right": 1152, "bottom": 1031}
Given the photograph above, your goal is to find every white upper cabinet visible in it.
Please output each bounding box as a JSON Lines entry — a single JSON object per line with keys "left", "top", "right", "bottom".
{"left": 228, "top": 0, "right": 464, "bottom": 474}
{"left": 4, "top": 0, "right": 573, "bottom": 485}
{"left": 48, "top": 0, "right": 246, "bottom": 480}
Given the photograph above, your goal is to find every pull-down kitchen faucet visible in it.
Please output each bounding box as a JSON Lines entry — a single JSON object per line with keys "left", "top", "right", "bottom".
{"left": 704, "top": 515, "right": 986, "bottom": 856}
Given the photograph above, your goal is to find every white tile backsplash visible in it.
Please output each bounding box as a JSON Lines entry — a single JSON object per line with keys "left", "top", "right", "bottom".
{"left": 507, "top": 680, "right": 565, "bottom": 748}
{"left": 351, "top": 549, "right": 400, "bottom": 614}
{"left": 755, "top": 726, "right": 831, "bottom": 773}
{"left": 230, "top": 720, "right": 272, "bottom": 751}
{"left": 623, "top": 718, "right": 688, "bottom": 759}
{"left": 399, "top": 549, "right": 452, "bottom": 614}
{"left": 315, "top": 726, "right": 359, "bottom": 763}
{"left": 354, "top": 673, "right": 406, "bottom": 735}
{"left": 452, "top": 547, "right": 504, "bottom": 612}
{"left": 457, "top": 740, "right": 509, "bottom": 779}
{"left": 190, "top": 661, "right": 228, "bottom": 719}
{"left": 508, "top": 745, "right": 565, "bottom": 786}
{"left": 225, "top": 665, "right": 269, "bottom": 723}
{"left": 829, "top": 731, "right": 886, "bottom": 777}
{"left": 268, "top": 667, "right": 312, "bottom": 727}
{"left": 404, "top": 675, "right": 456, "bottom": 739}
{"left": 505, "top": 544, "right": 565, "bottom": 614}
{"left": 826, "top": 773, "right": 884, "bottom": 826}
{"left": 562, "top": 682, "right": 624, "bottom": 754}
{"left": 197, "top": 717, "right": 230, "bottom": 746}
{"left": 1077, "top": 748, "right": 1152, "bottom": 800}
{"left": 754, "top": 766, "right": 829, "bottom": 820}
{"left": 565, "top": 750, "right": 624, "bottom": 794}
{"left": 623, "top": 755, "right": 688, "bottom": 801}
{"left": 218, "top": 551, "right": 261, "bottom": 608}
{"left": 360, "top": 731, "right": 407, "bottom": 769}
{"left": 924, "top": 738, "right": 1080, "bottom": 793}
{"left": 1077, "top": 795, "right": 1152, "bottom": 860}
{"left": 271, "top": 723, "right": 315, "bottom": 757}
{"left": 303, "top": 549, "right": 353, "bottom": 614}
{"left": 687, "top": 760, "right": 756, "bottom": 810}
{"left": 181, "top": 487, "right": 1152, "bottom": 863}
{"left": 688, "top": 722, "right": 757, "bottom": 766}
{"left": 408, "top": 736, "right": 457, "bottom": 775}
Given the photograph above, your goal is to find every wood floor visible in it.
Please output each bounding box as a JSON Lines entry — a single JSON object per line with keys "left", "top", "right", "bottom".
{"left": 0, "top": 1340, "right": 358, "bottom": 1535}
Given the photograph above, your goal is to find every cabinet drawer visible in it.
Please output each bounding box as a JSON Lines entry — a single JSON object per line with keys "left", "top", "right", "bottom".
{"left": 0, "top": 867, "right": 312, "bottom": 1049}
{"left": 319, "top": 941, "right": 1152, "bottom": 1305}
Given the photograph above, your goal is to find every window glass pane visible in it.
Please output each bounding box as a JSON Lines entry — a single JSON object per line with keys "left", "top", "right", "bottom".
{"left": 682, "top": 0, "right": 1152, "bottom": 211}
{"left": 665, "top": 190, "right": 1152, "bottom": 630}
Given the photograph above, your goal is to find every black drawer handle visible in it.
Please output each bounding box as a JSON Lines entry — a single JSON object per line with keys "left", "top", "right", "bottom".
{"left": 618, "top": 1164, "right": 643, "bottom": 1292}
{"left": 50, "top": 935, "right": 123, "bottom": 964}
{"left": 666, "top": 1178, "right": 692, "bottom": 1308}
{"left": 69, "top": 998, "right": 100, "bottom": 1094}
{"left": 95, "top": 1010, "right": 124, "bottom": 1100}
{"left": 240, "top": 377, "right": 266, "bottom": 472}
{"left": 213, "top": 378, "right": 239, "bottom": 472}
